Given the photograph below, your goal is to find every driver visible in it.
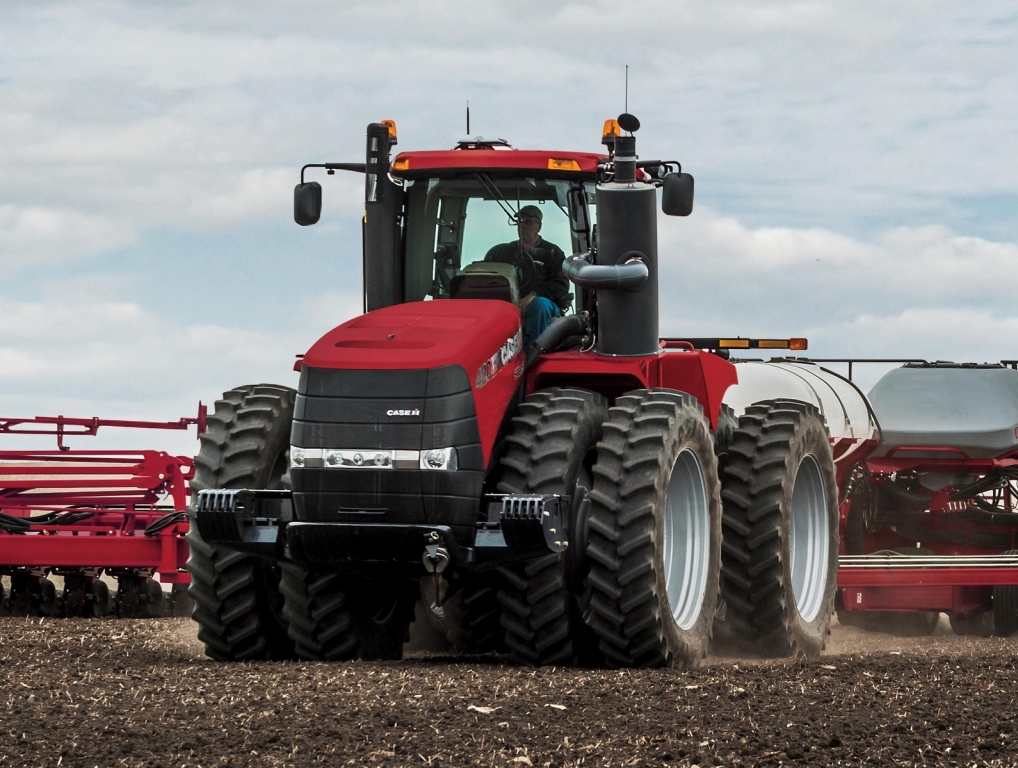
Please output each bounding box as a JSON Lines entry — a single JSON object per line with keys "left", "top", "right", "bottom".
{"left": 484, "top": 205, "right": 569, "bottom": 347}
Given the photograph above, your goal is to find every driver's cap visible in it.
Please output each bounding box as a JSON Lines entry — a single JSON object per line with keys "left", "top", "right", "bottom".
{"left": 518, "top": 205, "right": 543, "bottom": 222}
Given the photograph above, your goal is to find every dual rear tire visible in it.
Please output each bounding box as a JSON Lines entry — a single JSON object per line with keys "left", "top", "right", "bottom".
{"left": 585, "top": 389, "right": 722, "bottom": 667}
{"left": 496, "top": 388, "right": 608, "bottom": 666}
{"left": 716, "top": 400, "right": 839, "bottom": 656}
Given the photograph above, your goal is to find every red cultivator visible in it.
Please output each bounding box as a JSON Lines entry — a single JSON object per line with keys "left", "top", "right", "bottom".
{"left": 0, "top": 410, "right": 204, "bottom": 617}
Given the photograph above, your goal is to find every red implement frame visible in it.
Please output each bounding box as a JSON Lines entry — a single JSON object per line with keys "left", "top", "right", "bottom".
{"left": 838, "top": 449, "right": 1018, "bottom": 616}
{"left": 0, "top": 408, "right": 205, "bottom": 583}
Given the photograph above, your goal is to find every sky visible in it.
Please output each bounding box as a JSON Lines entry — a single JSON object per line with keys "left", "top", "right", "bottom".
{"left": 1, "top": 0, "right": 1016, "bottom": 454}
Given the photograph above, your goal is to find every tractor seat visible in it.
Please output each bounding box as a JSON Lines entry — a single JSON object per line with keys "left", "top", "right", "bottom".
{"left": 449, "top": 261, "right": 520, "bottom": 306}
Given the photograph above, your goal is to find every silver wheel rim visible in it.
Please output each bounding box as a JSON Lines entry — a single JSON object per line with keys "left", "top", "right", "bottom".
{"left": 663, "top": 448, "right": 710, "bottom": 631}
{"left": 789, "top": 455, "right": 829, "bottom": 623}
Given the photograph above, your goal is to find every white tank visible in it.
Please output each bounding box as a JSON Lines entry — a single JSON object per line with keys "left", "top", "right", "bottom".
{"left": 723, "top": 360, "right": 877, "bottom": 441}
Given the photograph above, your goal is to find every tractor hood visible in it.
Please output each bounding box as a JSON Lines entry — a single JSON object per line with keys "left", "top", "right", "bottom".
{"left": 294, "top": 300, "right": 525, "bottom": 525}
{"left": 301, "top": 299, "right": 523, "bottom": 383}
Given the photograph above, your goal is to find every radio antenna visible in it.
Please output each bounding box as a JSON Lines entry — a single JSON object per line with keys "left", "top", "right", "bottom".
{"left": 625, "top": 65, "right": 628, "bottom": 114}
{"left": 466, "top": 101, "right": 470, "bottom": 136}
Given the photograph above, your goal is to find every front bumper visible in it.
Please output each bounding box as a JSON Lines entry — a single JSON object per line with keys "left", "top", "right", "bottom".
{"left": 193, "top": 489, "right": 568, "bottom": 571}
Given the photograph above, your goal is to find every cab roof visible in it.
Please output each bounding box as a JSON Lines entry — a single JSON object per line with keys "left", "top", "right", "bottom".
{"left": 390, "top": 148, "right": 607, "bottom": 180}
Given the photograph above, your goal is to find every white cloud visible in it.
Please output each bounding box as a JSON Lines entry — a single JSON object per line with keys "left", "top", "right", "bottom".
{"left": 799, "top": 308, "right": 1018, "bottom": 393}
{"left": 657, "top": 208, "right": 1018, "bottom": 337}
{"left": 807, "top": 307, "right": 1018, "bottom": 360}
{"left": 0, "top": 0, "right": 1015, "bottom": 438}
{"left": 198, "top": 168, "right": 295, "bottom": 224}
{"left": 0, "top": 205, "right": 134, "bottom": 271}
{"left": 1, "top": 0, "right": 1014, "bottom": 243}
{"left": 0, "top": 286, "right": 312, "bottom": 449}
{"left": 304, "top": 290, "right": 364, "bottom": 330}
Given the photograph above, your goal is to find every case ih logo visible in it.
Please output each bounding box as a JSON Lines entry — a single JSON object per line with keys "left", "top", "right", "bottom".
{"left": 476, "top": 328, "right": 523, "bottom": 389}
{"left": 386, "top": 408, "right": 420, "bottom": 417}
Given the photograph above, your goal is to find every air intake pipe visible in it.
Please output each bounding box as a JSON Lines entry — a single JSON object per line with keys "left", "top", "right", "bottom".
{"left": 363, "top": 123, "right": 404, "bottom": 312}
{"left": 563, "top": 252, "right": 649, "bottom": 292}
{"left": 525, "top": 314, "right": 588, "bottom": 367}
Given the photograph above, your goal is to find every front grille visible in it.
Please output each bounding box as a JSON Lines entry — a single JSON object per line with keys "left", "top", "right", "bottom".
{"left": 290, "top": 365, "right": 483, "bottom": 530}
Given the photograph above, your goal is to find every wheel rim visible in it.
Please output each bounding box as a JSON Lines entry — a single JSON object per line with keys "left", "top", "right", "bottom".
{"left": 663, "top": 448, "right": 710, "bottom": 631}
{"left": 789, "top": 455, "right": 829, "bottom": 623}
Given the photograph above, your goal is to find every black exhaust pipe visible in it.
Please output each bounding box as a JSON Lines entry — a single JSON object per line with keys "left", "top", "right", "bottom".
{"left": 590, "top": 131, "right": 660, "bottom": 356}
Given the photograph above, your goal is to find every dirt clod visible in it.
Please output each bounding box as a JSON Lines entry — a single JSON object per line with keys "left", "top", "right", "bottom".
{"left": 0, "top": 615, "right": 1016, "bottom": 766}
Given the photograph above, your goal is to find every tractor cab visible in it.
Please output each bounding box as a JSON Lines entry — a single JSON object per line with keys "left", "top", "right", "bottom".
{"left": 401, "top": 171, "right": 593, "bottom": 312}
{"left": 293, "top": 122, "right": 681, "bottom": 322}
{"left": 391, "top": 141, "right": 606, "bottom": 314}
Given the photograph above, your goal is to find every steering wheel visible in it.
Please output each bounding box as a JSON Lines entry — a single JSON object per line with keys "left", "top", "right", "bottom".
{"left": 484, "top": 244, "right": 537, "bottom": 294}
{"left": 514, "top": 250, "right": 537, "bottom": 292}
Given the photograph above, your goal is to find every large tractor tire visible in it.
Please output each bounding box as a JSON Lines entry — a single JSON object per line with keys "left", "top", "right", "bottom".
{"left": 280, "top": 565, "right": 416, "bottom": 661}
{"left": 719, "top": 399, "right": 838, "bottom": 657}
{"left": 994, "top": 550, "right": 1018, "bottom": 637}
{"left": 585, "top": 389, "right": 722, "bottom": 668}
{"left": 496, "top": 388, "right": 608, "bottom": 666}
{"left": 713, "top": 404, "right": 738, "bottom": 457}
{"left": 186, "top": 384, "right": 296, "bottom": 661}
{"left": 461, "top": 575, "right": 507, "bottom": 653}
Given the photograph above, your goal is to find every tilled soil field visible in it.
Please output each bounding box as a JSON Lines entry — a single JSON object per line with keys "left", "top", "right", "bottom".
{"left": 1, "top": 617, "right": 1016, "bottom": 767}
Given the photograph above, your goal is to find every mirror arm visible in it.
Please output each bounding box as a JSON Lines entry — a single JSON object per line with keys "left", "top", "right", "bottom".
{"left": 300, "top": 163, "right": 368, "bottom": 184}
{"left": 635, "top": 160, "right": 681, "bottom": 173}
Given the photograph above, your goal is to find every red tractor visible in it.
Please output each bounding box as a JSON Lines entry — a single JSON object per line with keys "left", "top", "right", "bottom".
{"left": 188, "top": 117, "right": 855, "bottom": 666}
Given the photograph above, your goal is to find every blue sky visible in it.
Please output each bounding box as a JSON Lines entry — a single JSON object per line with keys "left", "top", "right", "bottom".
{"left": 1, "top": 1, "right": 1016, "bottom": 453}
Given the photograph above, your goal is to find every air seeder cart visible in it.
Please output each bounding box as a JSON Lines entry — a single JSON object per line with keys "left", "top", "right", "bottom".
{"left": 828, "top": 361, "right": 1018, "bottom": 636}
{"left": 0, "top": 410, "right": 204, "bottom": 617}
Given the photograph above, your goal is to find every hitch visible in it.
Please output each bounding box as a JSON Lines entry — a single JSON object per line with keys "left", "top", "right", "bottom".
{"left": 422, "top": 530, "right": 451, "bottom": 616}
{"left": 499, "top": 495, "right": 568, "bottom": 555}
{"left": 193, "top": 489, "right": 291, "bottom": 558}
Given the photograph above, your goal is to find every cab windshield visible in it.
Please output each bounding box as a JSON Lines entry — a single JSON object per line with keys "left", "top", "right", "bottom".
{"left": 403, "top": 175, "right": 595, "bottom": 311}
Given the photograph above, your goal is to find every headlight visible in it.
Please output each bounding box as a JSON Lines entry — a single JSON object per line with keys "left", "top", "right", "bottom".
{"left": 289, "top": 447, "right": 323, "bottom": 467}
{"left": 421, "top": 448, "right": 458, "bottom": 471}
{"left": 290, "top": 446, "right": 457, "bottom": 471}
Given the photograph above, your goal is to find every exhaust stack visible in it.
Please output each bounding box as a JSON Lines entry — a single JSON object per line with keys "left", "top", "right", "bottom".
{"left": 594, "top": 124, "right": 659, "bottom": 356}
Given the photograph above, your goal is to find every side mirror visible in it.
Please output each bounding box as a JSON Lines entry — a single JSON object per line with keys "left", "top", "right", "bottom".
{"left": 294, "top": 182, "right": 322, "bottom": 226}
{"left": 661, "top": 173, "right": 694, "bottom": 217}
